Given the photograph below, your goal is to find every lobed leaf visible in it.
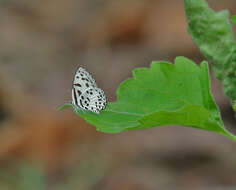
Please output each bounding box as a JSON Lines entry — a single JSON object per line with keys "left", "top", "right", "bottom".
{"left": 59, "top": 57, "right": 236, "bottom": 141}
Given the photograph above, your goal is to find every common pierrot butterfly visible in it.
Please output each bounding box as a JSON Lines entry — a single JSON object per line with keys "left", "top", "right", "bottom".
{"left": 71, "top": 67, "right": 107, "bottom": 114}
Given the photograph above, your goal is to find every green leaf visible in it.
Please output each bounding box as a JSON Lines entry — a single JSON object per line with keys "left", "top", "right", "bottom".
{"left": 60, "top": 57, "right": 236, "bottom": 141}
{"left": 184, "top": 0, "right": 236, "bottom": 107}
{"left": 58, "top": 103, "right": 73, "bottom": 111}
{"left": 232, "top": 15, "right": 236, "bottom": 26}
{"left": 233, "top": 100, "right": 236, "bottom": 112}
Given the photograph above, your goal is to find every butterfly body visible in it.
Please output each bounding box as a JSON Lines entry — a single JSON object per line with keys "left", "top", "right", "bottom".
{"left": 72, "top": 67, "right": 107, "bottom": 114}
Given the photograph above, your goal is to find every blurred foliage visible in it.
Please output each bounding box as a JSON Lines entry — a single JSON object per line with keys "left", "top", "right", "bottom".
{"left": 0, "top": 164, "right": 45, "bottom": 190}
{"left": 0, "top": 159, "right": 109, "bottom": 190}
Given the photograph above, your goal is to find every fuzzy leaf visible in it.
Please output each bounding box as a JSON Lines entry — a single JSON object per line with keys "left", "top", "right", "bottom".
{"left": 184, "top": 0, "right": 236, "bottom": 106}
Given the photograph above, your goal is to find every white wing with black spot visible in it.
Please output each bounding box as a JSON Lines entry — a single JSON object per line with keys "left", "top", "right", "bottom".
{"left": 74, "top": 67, "right": 97, "bottom": 88}
{"left": 71, "top": 67, "right": 107, "bottom": 114}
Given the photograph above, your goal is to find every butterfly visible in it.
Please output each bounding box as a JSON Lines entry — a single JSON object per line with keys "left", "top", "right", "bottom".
{"left": 71, "top": 67, "right": 107, "bottom": 114}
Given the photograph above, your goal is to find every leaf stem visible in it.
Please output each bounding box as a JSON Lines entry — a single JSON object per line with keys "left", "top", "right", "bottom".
{"left": 221, "top": 128, "right": 236, "bottom": 142}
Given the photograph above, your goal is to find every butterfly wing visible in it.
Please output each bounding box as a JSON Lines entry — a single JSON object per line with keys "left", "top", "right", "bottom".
{"left": 78, "top": 87, "right": 107, "bottom": 113}
{"left": 74, "top": 67, "right": 97, "bottom": 88}
{"left": 72, "top": 67, "right": 97, "bottom": 108}
{"left": 71, "top": 67, "right": 107, "bottom": 114}
{"left": 72, "top": 87, "right": 81, "bottom": 109}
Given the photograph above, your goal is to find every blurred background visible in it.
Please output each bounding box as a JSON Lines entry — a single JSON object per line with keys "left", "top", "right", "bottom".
{"left": 0, "top": 0, "right": 236, "bottom": 189}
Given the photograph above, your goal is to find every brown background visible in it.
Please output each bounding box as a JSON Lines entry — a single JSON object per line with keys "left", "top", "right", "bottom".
{"left": 0, "top": 0, "right": 236, "bottom": 189}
